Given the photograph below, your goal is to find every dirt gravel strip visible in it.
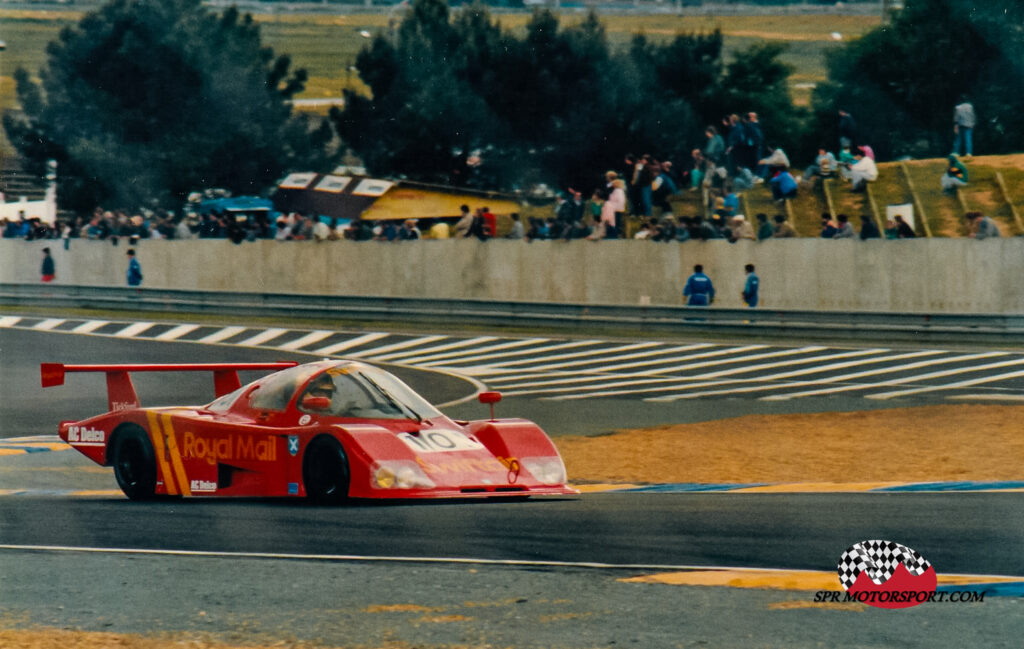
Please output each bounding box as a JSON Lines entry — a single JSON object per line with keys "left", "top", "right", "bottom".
{"left": 557, "top": 404, "right": 1024, "bottom": 485}
{"left": 0, "top": 630, "right": 433, "bottom": 649}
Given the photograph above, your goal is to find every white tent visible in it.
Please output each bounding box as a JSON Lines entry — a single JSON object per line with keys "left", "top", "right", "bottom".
{"left": 0, "top": 197, "right": 55, "bottom": 224}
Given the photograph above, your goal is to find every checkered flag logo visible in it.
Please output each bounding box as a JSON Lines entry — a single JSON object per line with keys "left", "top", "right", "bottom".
{"left": 837, "top": 540, "right": 932, "bottom": 591}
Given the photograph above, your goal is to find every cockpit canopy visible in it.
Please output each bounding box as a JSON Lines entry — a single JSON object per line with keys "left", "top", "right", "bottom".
{"left": 206, "top": 361, "right": 442, "bottom": 421}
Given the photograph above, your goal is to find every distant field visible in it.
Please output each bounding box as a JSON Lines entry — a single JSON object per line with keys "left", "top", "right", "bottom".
{"left": 0, "top": 9, "right": 875, "bottom": 165}
{"left": 0, "top": 8, "right": 876, "bottom": 107}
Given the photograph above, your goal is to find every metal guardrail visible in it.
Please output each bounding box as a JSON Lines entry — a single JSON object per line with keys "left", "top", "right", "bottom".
{"left": 2, "top": 283, "right": 1023, "bottom": 344}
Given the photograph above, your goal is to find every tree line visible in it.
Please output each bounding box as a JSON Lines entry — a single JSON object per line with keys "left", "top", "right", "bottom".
{"left": 332, "top": 0, "right": 797, "bottom": 193}
{"left": 809, "top": 0, "right": 1024, "bottom": 162}
{"left": 5, "top": 0, "right": 1024, "bottom": 212}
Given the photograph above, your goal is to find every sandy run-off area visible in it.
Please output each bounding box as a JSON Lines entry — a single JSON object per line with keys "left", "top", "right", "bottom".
{"left": 558, "top": 404, "right": 1024, "bottom": 485}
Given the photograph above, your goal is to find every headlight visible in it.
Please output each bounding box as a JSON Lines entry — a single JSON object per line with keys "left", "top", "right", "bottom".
{"left": 520, "top": 458, "right": 567, "bottom": 485}
{"left": 373, "top": 466, "right": 395, "bottom": 489}
{"left": 372, "top": 461, "right": 435, "bottom": 489}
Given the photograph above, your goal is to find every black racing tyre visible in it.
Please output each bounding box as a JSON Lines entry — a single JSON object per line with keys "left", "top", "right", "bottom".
{"left": 302, "top": 436, "right": 351, "bottom": 504}
{"left": 111, "top": 425, "right": 158, "bottom": 501}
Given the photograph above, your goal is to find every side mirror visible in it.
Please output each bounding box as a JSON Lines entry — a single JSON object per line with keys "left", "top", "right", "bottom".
{"left": 301, "top": 395, "right": 331, "bottom": 411}
{"left": 478, "top": 391, "right": 502, "bottom": 421}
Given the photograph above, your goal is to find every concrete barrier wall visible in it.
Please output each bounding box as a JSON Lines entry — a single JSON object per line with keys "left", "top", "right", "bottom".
{"left": 4, "top": 238, "right": 1023, "bottom": 314}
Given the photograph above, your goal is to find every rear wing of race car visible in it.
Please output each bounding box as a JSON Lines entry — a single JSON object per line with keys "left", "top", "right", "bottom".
{"left": 41, "top": 362, "right": 299, "bottom": 412}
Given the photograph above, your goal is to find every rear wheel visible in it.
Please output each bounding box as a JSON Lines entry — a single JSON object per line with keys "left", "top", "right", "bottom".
{"left": 112, "top": 426, "right": 157, "bottom": 500}
{"left": 302, "top": 436, "right": 350, "bottom": 504}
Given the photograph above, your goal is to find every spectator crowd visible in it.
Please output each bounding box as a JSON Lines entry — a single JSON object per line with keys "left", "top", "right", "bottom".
{"left": 1, "top": 100, "right": 1008, "bottom": 245}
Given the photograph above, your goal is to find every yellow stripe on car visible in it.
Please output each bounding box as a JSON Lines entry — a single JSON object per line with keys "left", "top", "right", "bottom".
{"left": 146, "top": 412, "right": 178, "bottom": 496}
{"left": 160, "top": 414, "right": 191, "bottom": 497}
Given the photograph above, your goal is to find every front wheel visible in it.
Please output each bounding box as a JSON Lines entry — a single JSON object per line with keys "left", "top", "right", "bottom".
{"left": 112, "top": 426, "right": 157, "bottom": 500}
{"left": 302, "top": 436, "right": 351, "bottom": 504}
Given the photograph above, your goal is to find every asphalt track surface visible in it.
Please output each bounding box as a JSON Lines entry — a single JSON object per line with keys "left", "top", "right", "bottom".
{"left": 1, "top": 494, "right": 1022, "bottom": 577}
{"left": 1, "top": 321, "right": 1023, "bottom": 647}
{"left": 7, "top": 315, "right": 1024, "bottom": 439}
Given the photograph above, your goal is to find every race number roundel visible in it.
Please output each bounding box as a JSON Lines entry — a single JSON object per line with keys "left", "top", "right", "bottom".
{"left": 398, "top": 430, "right": 484, "bottom": 454}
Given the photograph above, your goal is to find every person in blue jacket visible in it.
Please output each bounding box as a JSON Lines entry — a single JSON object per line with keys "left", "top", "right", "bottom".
{"left": 41, "top": 247, "right": 56, "bottom": 282}
{"left": 683, "top": 264, "right": 715, "bottom": 306}
{"left": 742, "top": 264, "right": 759, "bottom": 308}
{"left": 126, "top": 248, "right": 143, "bottom": 287}
{"left": 769, "top": 168, "right": 798, "bottom": 202}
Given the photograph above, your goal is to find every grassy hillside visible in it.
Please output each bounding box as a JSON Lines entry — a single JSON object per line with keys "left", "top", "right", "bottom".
{"left": 660, "top": 155, "right": 1024, "bottom": 238}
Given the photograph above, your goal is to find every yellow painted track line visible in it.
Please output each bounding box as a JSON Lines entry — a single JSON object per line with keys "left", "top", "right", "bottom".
{"left": 623, "top": 569, "right": 838, "bottom": 590}
{"left": 147, "top": 412, "right": 178, "bottom": 496}
{"left": 69, "top": 490, "right": 123, "bottom": 497}
{"left": 569, "top": 482, "right": 1024, "bottom": 493}
{"left": 731, "top": 482, "right": 908, "bottom": 493}
{"left": 0, "top": 444, "right": 70, "bottom": 456}
{"left": 571, "top": 483, "right": 642, "bottom": 493}
{"left": 621, "top": 569, "right": 1024, "bottom": 590}
{"left": 0, "top": 443, "right": 68, "bottom": 450}
{"left": 0, "top": 490, "right": 123, "bottom": 498}
{"left": 571, "top": 482, "right": 907, "bottom": 493}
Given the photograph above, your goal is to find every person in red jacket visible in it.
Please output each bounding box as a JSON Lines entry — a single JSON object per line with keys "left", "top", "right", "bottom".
{"left": 482, "top": 207, "right": 496, "bottom": 238}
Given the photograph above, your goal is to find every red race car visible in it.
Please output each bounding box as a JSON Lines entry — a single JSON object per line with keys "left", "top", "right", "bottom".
{"left": 41, "top": 360, "right": 575, "bottom": 501}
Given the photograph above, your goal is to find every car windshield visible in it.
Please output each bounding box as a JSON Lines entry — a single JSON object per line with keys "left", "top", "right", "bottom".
{"left": 247, "top": 364, "right": 323, "bottom": 411}
{"left": 297, "top": 365, "right": 442, "bottom": 420}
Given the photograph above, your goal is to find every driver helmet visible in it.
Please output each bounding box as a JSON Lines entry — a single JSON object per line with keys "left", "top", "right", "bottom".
{"left": 307, "top": 374, "right": 336, "bottom": 398}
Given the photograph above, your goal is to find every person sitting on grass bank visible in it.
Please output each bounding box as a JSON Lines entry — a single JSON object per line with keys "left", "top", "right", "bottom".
{"left": 756, "top": 213, "right": 774, "bottom": 240}
{"left": 769, "top": 167, "right": 798, "bottom": 202}
{"left": 802, "top": 147, "right": 837, "bottom": 184}
{"left": 773, "top": 213, "right": 797, "bottom": 238}
{"left": 849, "top": 148, "right": 878, "bottom": 193}
{"left": 758, "top": 146, "right": 790, "bottom": 178}
{"left": 941, "top": 154, "right": 968, "bottom": 194}
{"left": 820, "top": 213, "right": 838, "bottom": 238}
{"left": 894, "top": 214, "right": 916, "bottom": 238}
{"left": 837, "top": 146, "right": 856, "bottom": 180}
{"left": 967, "top": 211, "right": 1001, "bottom": 240}
{"left": 859, "top": 214, "right": 881, "bottom": 240}
{"left": 728, "top": 215, "right": 755, "bottom": 242}
{"left": 833, "top": 214, "right": 855, "bottom": 239}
